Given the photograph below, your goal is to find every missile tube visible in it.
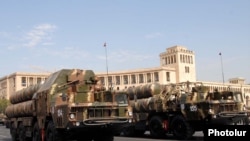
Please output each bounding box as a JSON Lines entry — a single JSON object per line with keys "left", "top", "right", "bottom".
{"left": 5, "top": 100, "right": 35, "bottom": 118}
{"left": 10, "top": 84, "right": 42, "bottom": 104}
{"left": 127, "top": 83, "right": 161, "bottom": 100}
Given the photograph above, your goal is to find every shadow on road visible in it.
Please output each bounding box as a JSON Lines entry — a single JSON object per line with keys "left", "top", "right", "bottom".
{"left": 118, "top": 132, "right": 204, "bottom": 141}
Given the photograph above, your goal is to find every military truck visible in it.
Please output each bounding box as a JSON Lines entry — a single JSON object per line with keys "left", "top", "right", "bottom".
{"left": 5, "top": 69, "right": 133, "bottom": 141}
{"left": 121, "top": 82, "right": 249, "bottom": 140}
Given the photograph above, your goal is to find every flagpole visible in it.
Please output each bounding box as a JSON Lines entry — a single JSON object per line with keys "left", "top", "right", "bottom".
{"left": 104, "top": 42, "right": 109, "bottom": 89}
{"left": 219, "top": 52, "right": 225, "bottom": 84}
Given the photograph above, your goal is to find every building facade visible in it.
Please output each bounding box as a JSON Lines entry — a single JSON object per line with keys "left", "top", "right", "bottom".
{"left": 0, "top": 72, "right": 49, "bottom": 99}
{"left": 96, "top": 45, "right": 196, "bottom": 90}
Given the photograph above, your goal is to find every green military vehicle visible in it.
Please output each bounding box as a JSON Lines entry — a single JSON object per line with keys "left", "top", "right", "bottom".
{"left": 5, "top": 69, "right": 133, "bottom": 141}
{"left": 121, "top": 82, "right": 249, "bottom": 140}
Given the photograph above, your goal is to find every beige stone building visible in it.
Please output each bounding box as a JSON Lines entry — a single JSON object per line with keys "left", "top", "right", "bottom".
{"left": 97, "top": 45, "right": 196, "bottom": 90}
{"left": 0, "top": 72, "right": 49, "bottom": 99}
{"left": 96, "top": 46, "right": 250, "bottom": 93}
{"left": 0, "top": 45, "right": 250, "bottom": 107}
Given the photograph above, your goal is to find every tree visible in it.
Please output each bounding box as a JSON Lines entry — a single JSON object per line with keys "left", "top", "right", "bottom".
{"left": 0, "top": 98, "right": 10, "bottom": 114}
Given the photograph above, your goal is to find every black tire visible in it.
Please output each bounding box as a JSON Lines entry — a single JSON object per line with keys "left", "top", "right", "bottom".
{"left": 18, "top": 123, "right": 30, "bottom": 141}
{"left": 46, "top": 121, "right": 66, "bottom": 141}
{"left": 149, "top": 116, "right": 165, "bottom": 138}
{"left": 32, "top": 122, "right": 41, "bottom": 141}
{"left": 170, "top": 115, "right": 194, "bottom": 140}
{"left": 46, "top": 121, "right": 56, "bottom": 141}
{"left": 10, "top": 123, "right": 18, "bottom": 141}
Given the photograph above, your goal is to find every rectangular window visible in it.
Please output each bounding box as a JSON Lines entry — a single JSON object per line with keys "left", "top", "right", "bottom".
{"left": 154, "top": 72, "right": 159, "bottom": 82}
{"left": 37, "top": 77, "right": 42, "bottom": 84}
{"left": 108, "top": 76, "right": 112, "bottom": 86}
{"left": 166, "top": 72, "right": 170, "bottom": 82}
{"left": 131, "top": 75, "right": 136, "bottom": 84}
{"left": 165, "top": 57, "right": 168, "bottom": 65}
{"left": 29, "top": 77, "right": 34, "bottom": 85}
{"left": 139, "top": 74, "right": 144, "bottom": 83}
{"left": 147, "top": 73, "right": 151, "bottom": 83}
{"left": 123, "top": 75, "right": 128, "bottom": 84}
{"left": 115, "top": 76, "right": 120, "bottom": 85}
{"left": 185, "top": 66, "right": 190, "bottom": 73}
{"left": 13, "top": 78, "right": 16, "bottom": 87}
{"left": 21, "top": 77, "right": 26, "bottom": 87}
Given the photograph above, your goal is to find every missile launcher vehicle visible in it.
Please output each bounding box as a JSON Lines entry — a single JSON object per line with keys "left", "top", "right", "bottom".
{"left": 5, "top": 69, "right": 133, "bottom": 141}
{"left": 122, "top": 82, "right": 249, "bottom": 140}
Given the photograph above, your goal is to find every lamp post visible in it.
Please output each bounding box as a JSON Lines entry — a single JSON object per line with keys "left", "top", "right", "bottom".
{"left": 104, "top": 42, "right": 109, "bottom": 89}
{"left": 219, "top": 52, "right": 225, "bottom": 84}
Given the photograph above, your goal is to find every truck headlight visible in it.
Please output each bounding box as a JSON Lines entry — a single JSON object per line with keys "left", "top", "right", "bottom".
{"left": 70, "top": 113, "right": 75, "bottom": 119}
{"left": 128, "top": 111, "right": 133, "bottom": 116}
{"left": 129, "top": 119, "right": 132, "bottom": 123}
{"left": 76, "top": 122, "right": 80, "bottom": 126}
{"left": 208, "top": 109, "right": 214, "bottom": 114}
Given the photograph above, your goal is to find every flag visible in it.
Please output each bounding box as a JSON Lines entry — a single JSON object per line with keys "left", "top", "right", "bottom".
{"left": 103, "top": 42, "right": 106, "bottom": 47}
{"left": 219, "top": 52, "right": 221, "bottom": 55}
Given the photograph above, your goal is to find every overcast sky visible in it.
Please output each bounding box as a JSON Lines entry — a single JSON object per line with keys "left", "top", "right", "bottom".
{"left": 0, "top": 0, "right": 249, "bottom": 84}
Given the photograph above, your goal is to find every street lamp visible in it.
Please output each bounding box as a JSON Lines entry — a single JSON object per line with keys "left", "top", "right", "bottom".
{"left": 219, "top": 52, "right": 225, "bottom": 84}
{"left": 104, "top": 42, "right": 109, "bottom": 89}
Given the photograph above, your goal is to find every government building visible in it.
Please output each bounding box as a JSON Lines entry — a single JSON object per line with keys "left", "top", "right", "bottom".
{"left": 1, "top": 45, "right": 250, "bottom": 106}
{"left": 97, "top": 46, "right": 250, "bottom": 93}
{"left": 97, "top": 45, "right": 196, "bottom": 90}
{"left": 0, "top": 72, "right": 49, "bottom": 99}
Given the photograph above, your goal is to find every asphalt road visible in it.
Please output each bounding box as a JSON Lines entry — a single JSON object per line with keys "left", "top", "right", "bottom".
{"left": 0, "top": 124, "right": 10, "bottom": 141}
{"left": 0, "top": 125, "right": 203, "bottom": 141}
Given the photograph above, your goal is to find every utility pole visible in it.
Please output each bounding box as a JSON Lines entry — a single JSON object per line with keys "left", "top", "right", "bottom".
{"left": 104, "top": 42, "right": 109, "bottom": 89}
{"left": 219, "top": 52, "right": 225, "bottom": 84}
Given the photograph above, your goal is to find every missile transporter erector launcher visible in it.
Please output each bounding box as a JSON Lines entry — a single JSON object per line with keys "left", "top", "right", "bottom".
{"left": 122, "top": 82, "right": 249, "bottom": 140}
{"left": 5, "top": 69, "right": 133, "bottom": 141}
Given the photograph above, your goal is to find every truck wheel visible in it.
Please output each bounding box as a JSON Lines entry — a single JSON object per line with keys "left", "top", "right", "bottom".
{"left": 46, "top": 121, "right": 56, "bottom": 141}
{"left": 171, "top": 115, "right": 193, "bottom": 140}
{"left": 46, "top": 121, "right": 66, "bottom": 141}
{"left": 32, "top": 122, "right": 41, "bottom": 141}
{"left": 149, "top": 116, "right": 165, "bottom": 138}
{"left": 10, "top": 123, "right": 18, "bottom": 141}
{"left": 18, "top": 123, "right": 30, "bottom": 141}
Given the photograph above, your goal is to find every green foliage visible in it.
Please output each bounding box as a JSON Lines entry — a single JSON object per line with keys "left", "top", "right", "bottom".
{"left": 0, "top": 98, "right": 10, "bottom": 114}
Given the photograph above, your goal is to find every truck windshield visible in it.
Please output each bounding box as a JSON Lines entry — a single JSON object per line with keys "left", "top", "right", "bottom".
{"left": 115, "top": 94, "right": 128, "bottom": 104}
